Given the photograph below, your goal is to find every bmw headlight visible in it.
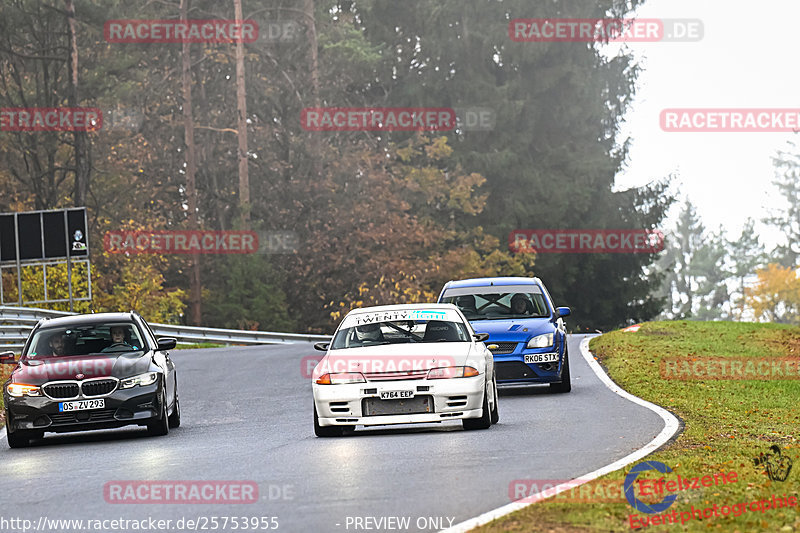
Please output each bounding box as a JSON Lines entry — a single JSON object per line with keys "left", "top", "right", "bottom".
{"left": 7, "top": 383, "right": 41, "bottom": 397}
{"left": 120, "top": 372, "right": 158, "bottom": 389}
{"left": 526, "top": 333, "right": 554, "bottom": 349}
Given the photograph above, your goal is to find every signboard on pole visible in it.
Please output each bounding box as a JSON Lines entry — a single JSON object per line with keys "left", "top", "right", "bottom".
{"left": 0, "top": 207, "right": 90, "bottom": 310}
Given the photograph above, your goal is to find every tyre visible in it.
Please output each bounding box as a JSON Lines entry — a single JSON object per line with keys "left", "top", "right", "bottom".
{"left": 550, "top": 347, "right": 571, "bottom": 393}
{"left": 167, "top": 378, "right": 181, "bottom": 429}
{"left": 463, "top": 382, "right": 492, "bottom": 430}
{"left": 6, "top": 425, "right": 32, "bottom": 449}
{"left": 147, "top": 391, "right": 170, "bottom": 436}
{"left": 313, "top": 404, "right": 347, "bottom": 437}
{"left": 490, "top": 377, "right": 499, "bottom": 424}
{"left": 168, "top": 382, "right": 181, "bottom": 429}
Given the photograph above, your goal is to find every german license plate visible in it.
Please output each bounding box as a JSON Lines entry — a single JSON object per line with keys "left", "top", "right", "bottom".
{"left": 59, "top": 399, "right": 105, "bottom": 412}
{"left": 379, "top": 390, "right": 414, "bottom": 400}
{"left": 524, "top": 353, "right": 559, "bottom": 364}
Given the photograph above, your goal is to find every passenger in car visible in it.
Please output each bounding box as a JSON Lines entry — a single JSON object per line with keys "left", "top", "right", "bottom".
{"left": 48, "top": 333, "right": 67, "bottom": 356}
{"left": 455, "top": 295, "right": 479, "bottom": 316}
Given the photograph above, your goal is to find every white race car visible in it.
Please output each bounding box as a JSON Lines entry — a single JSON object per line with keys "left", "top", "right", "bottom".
{"left": 311, "top": 303, "right": 498, "bottom": 437}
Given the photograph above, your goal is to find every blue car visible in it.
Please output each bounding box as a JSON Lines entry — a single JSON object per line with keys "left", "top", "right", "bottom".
{"left": 437, "top": 277, "right": 571, "bottom": 392}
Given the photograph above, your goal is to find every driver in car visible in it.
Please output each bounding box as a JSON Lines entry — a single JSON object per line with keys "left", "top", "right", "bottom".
{"left": 354, "top": 323, "right": 384, "bottom": 343}
{"left": 102, "top": 325, "right": 135, "bottom": 352}
{"left": 510, "top": 293, "right": 530, "bottom": 316}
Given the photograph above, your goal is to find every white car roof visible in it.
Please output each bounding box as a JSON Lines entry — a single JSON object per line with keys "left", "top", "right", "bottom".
{"left": 345, "top": 303, "right": 459, "bottom": 315}
{"left": 340, "top": 303, "right": 465, "bottom": 329}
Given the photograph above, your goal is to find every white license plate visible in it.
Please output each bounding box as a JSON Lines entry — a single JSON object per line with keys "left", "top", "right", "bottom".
{"left": 59, "top": 399, "right": 105, "bottom": 412}
{"left": 524, "top": 353, "right": 559, "bottom": 364}
{"left": 379, "top": 390, "right": 414, "bottom": 400}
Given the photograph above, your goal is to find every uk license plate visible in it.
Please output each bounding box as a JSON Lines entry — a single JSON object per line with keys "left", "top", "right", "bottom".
{"left": 524, "top": 353, "right": 559, "bottom": 364}
{"left": 379, "top": 390, "right": 414, "bottom": 400}
{"left": 59, "top": 399, "right": 105, "bottom": 412}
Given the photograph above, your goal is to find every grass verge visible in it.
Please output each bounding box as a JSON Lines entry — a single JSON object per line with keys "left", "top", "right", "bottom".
{"left": 174, "top": 342, "right": 224, "bottom": 350}
{"left": 475, "top": 321, "right": 800, "bottom": 532}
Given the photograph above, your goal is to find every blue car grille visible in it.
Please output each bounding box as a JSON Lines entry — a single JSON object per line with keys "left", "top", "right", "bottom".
{"left": 488, "top": 342, "right": 518, "bottom": 354}
{"left": 496, "top": 361, "right": 537, "bottom": 380}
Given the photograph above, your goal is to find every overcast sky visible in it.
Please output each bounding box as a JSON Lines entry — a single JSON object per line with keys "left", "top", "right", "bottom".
{"left": 609, "top": 0, "right": 797, "bottom": 250}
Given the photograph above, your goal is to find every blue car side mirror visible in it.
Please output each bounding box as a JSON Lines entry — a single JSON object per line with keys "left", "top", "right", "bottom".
{"left": 555, "top": 307, "right": 571, "bottom": 319}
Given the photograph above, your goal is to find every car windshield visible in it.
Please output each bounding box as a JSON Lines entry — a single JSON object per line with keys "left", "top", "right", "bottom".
{"left": 441, "top": 290, "right": 550, "bottom": 320}
{"left": 331, "top": 319, "right": 472, "bottom": 349}
{"left": 26, "top": 322, "right": 146, "bottom": 358}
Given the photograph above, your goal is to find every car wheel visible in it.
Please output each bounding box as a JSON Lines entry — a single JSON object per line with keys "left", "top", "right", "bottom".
{"left": 168, "top": 383, "right": 181, "bottom": 429}
{"left": 550, "top": 346, "right": 571, "bottom": 393}
{"left": 490, "top": 377, "right": 499, "bottom": 424}
{"left": 463, "top": 381, "right": 492, "bottom": 430}
{"left": 313, "top": 404, "right": 347, "bottom": 437}
{"left": 147, "top": 390, "right": 170, "bottom": 436}
{"left": 6, "top": 425, "right": 32, "bottom": 449}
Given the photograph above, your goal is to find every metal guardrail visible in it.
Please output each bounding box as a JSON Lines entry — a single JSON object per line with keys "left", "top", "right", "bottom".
{"left": 0, "top": 305, "right": 330, "bottom": 350}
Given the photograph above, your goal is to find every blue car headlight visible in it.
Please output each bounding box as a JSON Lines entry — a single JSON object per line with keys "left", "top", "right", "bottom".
{"left": 526, "top": 333, "right": 554, "bottom": 349}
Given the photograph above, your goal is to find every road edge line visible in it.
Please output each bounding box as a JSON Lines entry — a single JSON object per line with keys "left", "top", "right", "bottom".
{"left": 440, "top": 334, "right": 680, "bottom": 533}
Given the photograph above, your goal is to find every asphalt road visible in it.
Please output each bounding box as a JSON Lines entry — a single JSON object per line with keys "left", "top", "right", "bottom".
{"left": 1, "top": 334, "right": 665, "bottom": 533}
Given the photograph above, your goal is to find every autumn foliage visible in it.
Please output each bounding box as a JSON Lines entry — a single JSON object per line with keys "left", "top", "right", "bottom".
{"left": 746, "top": 264, "right": 800, "bottom": 324}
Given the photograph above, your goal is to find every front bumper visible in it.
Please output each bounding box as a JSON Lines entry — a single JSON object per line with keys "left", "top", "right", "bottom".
{"left": 491, "top": 347, "right": 565, "bottom": 384}
{"left": 313, "top": 375, "right": 485, "bottom": 427}
{"left": 5, "top": 383, "right": 161, "bottom": 433}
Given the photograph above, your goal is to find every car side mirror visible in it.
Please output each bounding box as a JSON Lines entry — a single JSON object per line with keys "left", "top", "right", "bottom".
{"left": 554, "top": 307, "right": 571, "bottom": 319}
{"left": 0, "top": 351, "right": 16, "bottom": 364}
{"left": 314, "top": 342, "right": 330, "bottom": 352}
{"left": 473, "top": 332, "right": 490, "bottom": 342}
{"left": 157, "top": 337, "right": 177, "bottom": 351}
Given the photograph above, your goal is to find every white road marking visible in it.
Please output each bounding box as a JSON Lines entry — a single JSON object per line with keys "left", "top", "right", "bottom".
{"left": 440, "top": 334, "right": 680, "bottom": 532}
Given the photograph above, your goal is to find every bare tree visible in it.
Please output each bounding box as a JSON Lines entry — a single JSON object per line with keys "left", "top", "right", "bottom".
{"left": 181, "top": 0, "right": 202, "bottom": 324}
{"left": 234, "top": 0, "right": 250, "bottom": 229}
{"left": 302, "top": 0, "right": 321, "bottom": 178}
{"left": 64, "top": 0, "right": 90, "bottom": 207}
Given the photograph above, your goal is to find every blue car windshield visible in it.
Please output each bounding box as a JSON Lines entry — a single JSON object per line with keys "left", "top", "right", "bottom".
{"left": 441, "top": 291, "right": 550, "bottom": 320}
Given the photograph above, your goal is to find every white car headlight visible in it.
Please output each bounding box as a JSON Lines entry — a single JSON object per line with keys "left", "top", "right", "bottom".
{"left": 120, "top": 372, "right": 158, "bottom": 389}
{"left": 527, "top": 333, "right": 554, "bottom": 349}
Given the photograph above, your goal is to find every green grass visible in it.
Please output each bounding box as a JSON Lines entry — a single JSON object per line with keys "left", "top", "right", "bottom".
{"left": 174, "top": 342, "right": 224, "bottom": 349}
{"left": 476, "top": 321, "right": 800, "bottom": 533}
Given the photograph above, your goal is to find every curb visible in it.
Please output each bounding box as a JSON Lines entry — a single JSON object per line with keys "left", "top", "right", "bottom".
{"left": 440, "top": 334, "right": 681, "bottom": 532}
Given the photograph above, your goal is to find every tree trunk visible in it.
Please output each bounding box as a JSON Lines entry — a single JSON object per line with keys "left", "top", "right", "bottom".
{"left": 234, "top": 0, "right": 250, "bottom": 229}
{"left": 302, "top": 0, "right": 322, "bottom": 178}
{"left": 64, "top": 0, "right": 89, "bottom": 207}
{"left": 181, "top": 0, "right": 202, "bottom": 325}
